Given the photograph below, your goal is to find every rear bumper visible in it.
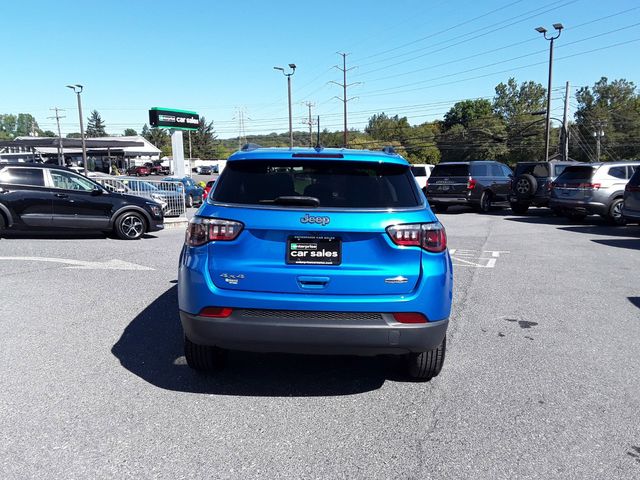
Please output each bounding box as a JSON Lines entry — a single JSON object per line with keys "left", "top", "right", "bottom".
{"left": 549, "top": 198, "right": 608, "bottom": 215}
{"left": 428, "top": 195, "right": 474, "bottom": 206}
{"left": 180, "top": 309, "right": 449, "bottom": 355}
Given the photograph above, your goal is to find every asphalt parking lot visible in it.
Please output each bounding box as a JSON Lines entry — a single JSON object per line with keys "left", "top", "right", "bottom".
{"left": 1, "top": 207, "right": 639, "bottom": 479}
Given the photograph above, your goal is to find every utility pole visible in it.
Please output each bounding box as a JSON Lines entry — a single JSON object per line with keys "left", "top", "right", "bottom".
{"left": 594, "top": 122, "right": 605, "bottom": 162}
{"left": 48, "top": 107, "right": 66, "bottom": 165}
{"left": 234, "top": 107, "right": 248, "bottom": 150}
{"left": 535, "top": 23, "right": 563, "bottom": 162}
{"left": 302, "top": 102, "right": 316, "bottom": 147}
{"left": 66, "top": 84, "right": 88, "bottom": 175}
{"left": 188, "top": 130, "right": 193, "bottom": 160}
{"left": 330, "top": 52, "right": 360, "bottom": 148}
{"left": 562, "top": 81, "right": 570, "bottom": 161}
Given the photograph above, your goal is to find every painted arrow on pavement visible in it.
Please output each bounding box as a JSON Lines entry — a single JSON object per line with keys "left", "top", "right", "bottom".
{"left": 0, "top": 256, "right": 154, "bottom": 271}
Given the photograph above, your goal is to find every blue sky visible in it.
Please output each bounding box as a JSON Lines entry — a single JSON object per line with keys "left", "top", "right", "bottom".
{"left": 1, "top": 0, "right": 639, "bottom": 138}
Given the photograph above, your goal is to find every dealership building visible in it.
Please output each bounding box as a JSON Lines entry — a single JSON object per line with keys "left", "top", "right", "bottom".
{"left": 0, "top": 136, "right": 161, "bottom": 173}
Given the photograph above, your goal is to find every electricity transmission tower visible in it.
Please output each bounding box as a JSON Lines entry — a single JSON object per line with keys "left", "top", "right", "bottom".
{"left": 48, "top": 107, "right": 66, "bottom": 165}
{"left": 330, "top": 52, "right": 361, "bottom": 148}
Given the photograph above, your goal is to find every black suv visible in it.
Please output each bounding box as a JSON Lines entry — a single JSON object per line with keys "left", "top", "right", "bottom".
{"left": 425, "top": 160, "right": 513, "bottom": 213}
{"left": 0, "top": 164, "right": 164, "bottom": 239}
{"left": 509, "top": 160, "right": 575, "bottom": 214}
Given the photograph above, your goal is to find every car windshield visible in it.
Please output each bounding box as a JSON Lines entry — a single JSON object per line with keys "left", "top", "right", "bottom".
{"left": 211, "top": 160, "right": 420, "bottom": 209}
{"left": 430, "top": 164, "right": 469, "bottom": 177}
{"left": 555, "top": 166, "right": 595, "bottom": 183}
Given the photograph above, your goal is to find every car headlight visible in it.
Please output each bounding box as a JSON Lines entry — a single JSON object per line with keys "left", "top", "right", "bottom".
{"left": 145, "top": 202, "right": 163, "bottom": 217}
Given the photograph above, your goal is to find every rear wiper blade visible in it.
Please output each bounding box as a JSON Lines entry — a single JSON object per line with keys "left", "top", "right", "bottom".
{"left": 259, "top": 196, "right": 320, "bottom": 207}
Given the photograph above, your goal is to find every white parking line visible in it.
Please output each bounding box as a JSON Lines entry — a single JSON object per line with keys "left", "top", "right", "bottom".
{"left": 449, "top": 250, "right": 510, "bottom": 268}
{"left": 0, "top": 256, "right": 154, "bottom": 271}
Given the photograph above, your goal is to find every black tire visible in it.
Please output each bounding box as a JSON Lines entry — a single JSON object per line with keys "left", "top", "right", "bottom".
{"left": 478, "top": 191, "right": 492, "bottom": 213}
{"left": 0, "top": 213, "right": 5, "bottom": 237}
{"left": 514, "top": 174, "right": 537, "bottom": 199}
{"left": 407, "top": 336, "right": 446, "bottom": 381}
{"left": 184, "top": 336, "right": 226, "bottom": 371}
{"left": 432, "top": 204, "right": 448, "bottom": 213}
{"left": 608, "top": 198, "right": 627, "bottom": 225}
{"left": 510, "top": 202, "right": 529, "bottom": 215}
{"left": 114, "top": 211, "right": 146, "bottom": 240}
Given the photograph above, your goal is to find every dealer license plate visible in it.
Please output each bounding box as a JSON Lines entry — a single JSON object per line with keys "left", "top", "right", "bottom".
{"left": 286, "top": 236, "right": 342, "bottom": 265}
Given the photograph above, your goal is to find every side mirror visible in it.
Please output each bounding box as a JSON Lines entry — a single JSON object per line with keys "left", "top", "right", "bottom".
{"left": 91, "top": 186, "right": 104, "bottom": 196}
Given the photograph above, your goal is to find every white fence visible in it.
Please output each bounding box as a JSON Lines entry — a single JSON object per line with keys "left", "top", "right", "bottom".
{"left": 94, "top": 176, "right": 187, "bottom": 218}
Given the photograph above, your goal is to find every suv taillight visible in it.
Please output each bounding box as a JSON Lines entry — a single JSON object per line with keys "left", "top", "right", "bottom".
{"left": 467, "top": 178, "right": 477, "bottom": 190}
{"left": 386, "top": 222, "right": 447, "bottom": 253}
{"left": 625, "top": 183, "right": 640, "bottom": 192}
{"left": 185, "top": 217, "right": 244, "bottom": 246}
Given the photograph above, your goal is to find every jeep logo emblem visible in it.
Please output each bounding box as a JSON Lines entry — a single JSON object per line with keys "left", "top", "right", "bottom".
{"left": 300, "top": 214, "right": 330, "bottom": 226}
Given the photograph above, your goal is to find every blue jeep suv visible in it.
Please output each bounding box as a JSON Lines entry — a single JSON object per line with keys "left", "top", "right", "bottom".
{"left": 178, "top": 146, "right": 453, "bottom": 380}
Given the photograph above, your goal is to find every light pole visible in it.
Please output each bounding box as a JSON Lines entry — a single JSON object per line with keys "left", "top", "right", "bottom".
{"left": 274, "top": 64, "right": 296, "bottom": 148}
{"left": 66, "top": 84, "right": 88, "bottom": 175}
{"left": 535, "top": 23, "right": 563, "bottom": 162}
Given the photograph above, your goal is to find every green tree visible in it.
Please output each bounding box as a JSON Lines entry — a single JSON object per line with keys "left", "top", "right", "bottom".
{"left": 493, "top": 78, "right": 547, "bottom": 163}
{"left": 66, "top": 132, "right": 82, "bottom": 138}
{"left": 41, "top": 130, "right": 56, "bottom": 137}
{"left": 437, "top": 118, "right": 507, "bottom": 162}
{"left": 86, "top": 110, "right": 107, "bottom": 137}
{"left": 142, "top": 123, "right": 170, "bottom": 155}
{"left": 404, "top": 122, "right": 441, "bottom": 164}
{"left": 443, "top": 99, "right": 493, "bottom": 130}
{"left": 123, "top": 128, "right": 137, "bottom": 136}
{"left": 15, "top": 113, "right": 40, "bottom": 136}
{"left": 573, "top": 77, "right": 640, "bottom": 161}
{"left": 365, "top": 113, "right": 411, "bottom": 143}
{"left": 189, "top": 117, "right": 223, "bottom": 158}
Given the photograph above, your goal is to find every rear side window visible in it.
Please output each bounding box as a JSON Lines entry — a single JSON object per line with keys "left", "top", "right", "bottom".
{"left": 554, "top": 165, "right": 568, "bottom": 177}
{"left": 608, "top": 166, "right": 627, "bottom": 179}
{"left": 411, "top": 166, "right": 427, "bottom": 177}
{"left": 431, "top": 164, "right": 469, "bottom": 177}
{"left": 556, "top": 166, "right": 594, "bottom": 182}
{"left": 470, "top": 164, "right": 489, "bottom": 176}
{"left": 516, "top": 163, "right": 550, "bottom": 178}
{"left": 212, "top": 160, "right": 420, "bottom": 209}
{"left": 0, "top": 167, "right": 45, "bottom": 187}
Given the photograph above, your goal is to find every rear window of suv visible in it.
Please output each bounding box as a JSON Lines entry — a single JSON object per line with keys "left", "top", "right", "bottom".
{"left": 430, "top": 164, "right": 469, "bottom": 177}
{"left": 211, "top": 160, "right": 421, "bottom": 209}
{"left": 555, "top": 166, "right": 594, "bottom": 182}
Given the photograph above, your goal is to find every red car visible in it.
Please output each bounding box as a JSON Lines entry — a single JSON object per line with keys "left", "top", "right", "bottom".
{"left": 202, "top": 179, "right": 216, "bottom": 202}
{"left": 127, "top": 165, "right": 150, "bottom": 176}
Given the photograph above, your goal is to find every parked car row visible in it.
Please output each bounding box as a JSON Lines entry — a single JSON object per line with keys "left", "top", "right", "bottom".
{"left": 422, "top": 158, "right": 640, "bottom": 225}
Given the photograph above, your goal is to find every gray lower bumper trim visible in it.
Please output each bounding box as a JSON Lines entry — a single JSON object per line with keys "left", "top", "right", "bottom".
{"left": 180, "top": 310, "right": 449, "bottom": 355}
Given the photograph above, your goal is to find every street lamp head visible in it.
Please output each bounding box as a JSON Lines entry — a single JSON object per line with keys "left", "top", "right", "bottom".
{"left": 535, "top": 26, "right": 547, "bottom": 34}
{"left": 553, "top": 23, "right": 564, "bottom": 31}
{"left": 66, "top": 84, "right": 83, "bottom": 93}
{"left": 288, "top": 63, "right": 296, "bottom": 70}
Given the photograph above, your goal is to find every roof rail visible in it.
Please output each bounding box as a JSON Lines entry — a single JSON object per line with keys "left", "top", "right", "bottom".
{"left": 241, "top": 143, "right": 262, "bottom": 151}
{"left": 381, "top": 146, "right": 396, "bottom": 155}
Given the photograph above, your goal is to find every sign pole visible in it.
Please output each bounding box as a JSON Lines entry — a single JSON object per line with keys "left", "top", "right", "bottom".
{"left": 171, "top": 130, "right": 185, "bottom": 177}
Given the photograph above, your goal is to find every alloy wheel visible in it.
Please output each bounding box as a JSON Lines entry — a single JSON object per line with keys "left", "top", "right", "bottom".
{"left": 121, "top": 215, "right": 144, "bottom": 238}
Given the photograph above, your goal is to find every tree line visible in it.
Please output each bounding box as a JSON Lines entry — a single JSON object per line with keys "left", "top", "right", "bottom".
{"left": 2, "top": 76, "right": 638, "bottom": 164}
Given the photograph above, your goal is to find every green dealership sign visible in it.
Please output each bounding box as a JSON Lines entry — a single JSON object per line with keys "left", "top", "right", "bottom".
{"left": 149, "top": 107, "right": 199, "bottom": 130}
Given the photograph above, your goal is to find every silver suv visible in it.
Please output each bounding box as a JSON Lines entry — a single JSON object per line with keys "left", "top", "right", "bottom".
{"left": 550, "top": 161, "right": 640, "bottom": 224}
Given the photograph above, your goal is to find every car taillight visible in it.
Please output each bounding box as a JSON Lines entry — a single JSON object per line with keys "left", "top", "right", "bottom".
{"left": 199, "top": 307, "right": 233, "bottom": 318}
{"left": 386, "top": 222, "right": 447, "bottom": 253}
{"left": 467, "top": 178, "right": 477, "bottom": 190}
{"left": 626, "top": 184, "right": 640, "bottom": 192}
{"left": 393, "top": 312, "right": 427, "bottom": 324}
{"left": 579, "top": 183, "right": 600, "bottom": 189}
{"left": 185, "top": 217, "right": 244, "bottom": 246}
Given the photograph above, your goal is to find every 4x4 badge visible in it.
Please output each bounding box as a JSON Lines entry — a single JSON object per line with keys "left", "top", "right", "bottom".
{"left": 300, "top": 214, "right": 330, "bottom": 226}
